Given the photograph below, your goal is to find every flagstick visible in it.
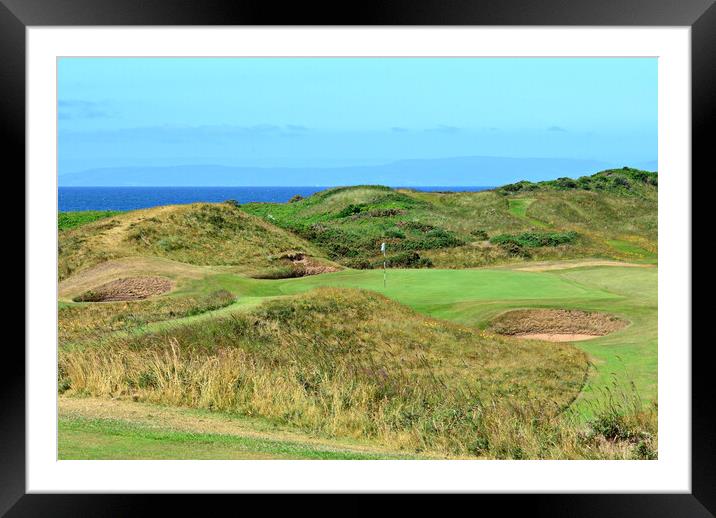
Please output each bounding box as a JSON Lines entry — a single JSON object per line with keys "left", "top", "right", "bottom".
{"left": 381, "top": 242, "right": 387, "bottom": 288}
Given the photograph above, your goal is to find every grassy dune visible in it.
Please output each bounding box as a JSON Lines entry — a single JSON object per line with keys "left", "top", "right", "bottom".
{"left": 58, "top": 202, "right": 331, "bottom": 280}
{"left": 240, "top": 169, "right": 657, "bottom": 269}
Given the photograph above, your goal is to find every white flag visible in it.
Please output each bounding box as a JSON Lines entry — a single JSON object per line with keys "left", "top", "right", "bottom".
{"left": 380, "top": 242, "right": 386, "bottom": 253}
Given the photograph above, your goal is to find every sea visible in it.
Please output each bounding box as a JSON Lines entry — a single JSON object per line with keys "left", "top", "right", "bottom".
{"left": 58, "top": 186, "right": 494, "bottom": 212}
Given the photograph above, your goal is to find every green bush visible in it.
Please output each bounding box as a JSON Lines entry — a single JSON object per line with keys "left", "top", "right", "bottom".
{"left": 384, "top": 228, "right": 406, "bottom": 239}
{"left": 383, "top": 251, "right": 433, "bottom": 268}
{"left": 490, "top": 231, "right": 578, "bottom": 248}
{"left": 470, "top": 229, "right": 489, "bottom": 240}
{"left": 337, "top": 204, "right": 366, "bottom": 218}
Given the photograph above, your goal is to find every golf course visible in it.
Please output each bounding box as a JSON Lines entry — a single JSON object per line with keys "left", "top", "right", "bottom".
{"left": 57, "top": 168, "right": 658, "bottom": 460}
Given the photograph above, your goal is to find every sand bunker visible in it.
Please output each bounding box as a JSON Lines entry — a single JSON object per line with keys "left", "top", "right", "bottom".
{"left": 281, "top": 252, "right": 340, "bottom": 276}
{"left": 515, "top": 260, "right": 651, "bottom": 272}
{"left": 489, "top": 309, "right": 628, "bottom": 342}
{"left": 73, "top": 276, "right": 174, "bottom": 302}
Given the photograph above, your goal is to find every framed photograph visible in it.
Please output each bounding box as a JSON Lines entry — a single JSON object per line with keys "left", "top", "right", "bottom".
{"left": 8, "top": 0, "right": 712, "bottom": 510}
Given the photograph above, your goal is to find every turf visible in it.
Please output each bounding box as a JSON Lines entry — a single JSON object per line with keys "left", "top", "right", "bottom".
{"left": 59, "top": 416, "right": 404, "bottom": 460}
{"left": 58, "top": 210, "right": 123, "bottom": 231}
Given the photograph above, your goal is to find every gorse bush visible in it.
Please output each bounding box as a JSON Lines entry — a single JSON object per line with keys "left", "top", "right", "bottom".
{"left": 470, "top": 229, "right": 489, "bottom": 240}
{"left": 383, "top": 251, "right": 433, "bottom": 268}
{"left": 490, "top": 231, "right": 578, "bottom": 248}
{"left": 497, "top": 168, "right": 657, "bottom": 197}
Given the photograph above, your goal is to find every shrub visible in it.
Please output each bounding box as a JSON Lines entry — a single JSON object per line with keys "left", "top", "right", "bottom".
{"left": 470, "top": 229, "right": 489, "bottom": 240}
{"left": 384, "top": 251, "right": 433, "bottom": 268}
{"left": 337, "top": 204, "right": 366, "bottom": 218}
{"left": 398, "top": 221, "right": 435, "bottom": 233}
{"left": 289, "top": 194, "right": 304, "bottom": 203}
{"left": 384, "top": 228, "right": 405, "bottom": 239}
{"left": 490, "top": 231, "right": 578, "bottom": 248}
{"left": 343, "top": 258, "right": 372, "bottom": 269}
{"left": 498, "top": 241, "right": 531, "bottom": 258}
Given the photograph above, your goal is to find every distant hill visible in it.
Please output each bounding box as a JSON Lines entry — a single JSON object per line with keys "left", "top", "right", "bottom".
{"left": 58, "top": 156, "right": 609, "bottom": 187}
{"left": 240, "top": 168, "right": 657, "bottom": 268}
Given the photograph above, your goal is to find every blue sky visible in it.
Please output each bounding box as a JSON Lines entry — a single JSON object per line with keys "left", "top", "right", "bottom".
{"left": 58, "top": 58, "right": 657, "bottom": 182}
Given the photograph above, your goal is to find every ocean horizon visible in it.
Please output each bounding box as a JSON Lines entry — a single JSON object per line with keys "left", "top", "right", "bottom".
{"left": 58, "top": 186, "right": 495, "bottom": 212}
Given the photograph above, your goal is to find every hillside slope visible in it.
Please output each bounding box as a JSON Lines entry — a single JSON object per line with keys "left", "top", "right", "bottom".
{"left": 58, "top": 202, "right": 332, "bottom": 281}
{"left": 240, "top": 168, "right": 657, "bottom": 268}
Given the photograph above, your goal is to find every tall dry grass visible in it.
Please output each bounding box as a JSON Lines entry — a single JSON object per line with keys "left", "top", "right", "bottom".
{"left": 59, "top": 288, "right": 655, "bottom": 459}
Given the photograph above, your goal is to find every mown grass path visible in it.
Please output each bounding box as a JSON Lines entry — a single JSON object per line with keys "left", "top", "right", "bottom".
{"left": 59, "top": 397, "right": 418, "bottom": 460}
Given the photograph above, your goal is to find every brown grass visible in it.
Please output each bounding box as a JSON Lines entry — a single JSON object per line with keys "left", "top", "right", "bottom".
{"left": 58, "top": 203, "right": 325, "bottom": 281}
{"left": 489, "top": 309, "right": 629, "bottom": 337}
{"left": 59, "top": 290, "right": 236, "bottom": 345}
{"left": 58, "top": 256, "right": 210, "bottom": 301}
{"left": 59, "top": 287, "right": 596, "bottom": 457}
{"left": 73, "top": 276, "right": 173, "bottom": 302}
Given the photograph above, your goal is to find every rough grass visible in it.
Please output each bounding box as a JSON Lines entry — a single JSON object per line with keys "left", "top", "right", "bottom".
{"left": 240, "top": 170, "right": 656, "bottom": 269}
{"left": 60, "top": 287, "right": 594, "bottom": 457}
{"left": 488, "top": 309, "right": 628, "bottom": 336}
{"left": 58, "top": 202, "right": 329, "bottom": 281}
{"left": 59, "top": 290, "right": 236, "bottom": 345}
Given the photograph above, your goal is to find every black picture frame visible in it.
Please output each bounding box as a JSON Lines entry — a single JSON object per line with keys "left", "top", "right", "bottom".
{"left": 6, "top": 0, "right": 712, "bottom": 511}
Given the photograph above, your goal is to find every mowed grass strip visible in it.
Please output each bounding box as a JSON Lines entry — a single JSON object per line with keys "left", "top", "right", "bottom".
{"left": 59, "top": 417, "right": 402, "bottom": 460}
{"left": 59, "top": 210, "right": 123, "bottom": 231}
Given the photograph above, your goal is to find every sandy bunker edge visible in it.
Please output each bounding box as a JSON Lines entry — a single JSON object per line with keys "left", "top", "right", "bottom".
{"left": 73, "top": 276, "right": 174, "bottom": 302}
{"left": 488, "top": 308, "right": 629, "bottom": 342}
